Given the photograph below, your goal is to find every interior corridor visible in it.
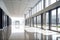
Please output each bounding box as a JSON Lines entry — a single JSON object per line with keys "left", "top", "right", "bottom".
{"left": 0, "top": 0, "right": 60, "bottom": 40}
{"left": 9, "top": 25, "right": 24, "bottom": 40}
{"left": 9, "top": 18, "right": 25, "bottom": 40}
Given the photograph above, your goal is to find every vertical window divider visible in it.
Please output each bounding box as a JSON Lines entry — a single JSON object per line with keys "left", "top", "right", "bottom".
{"left": 36, "top": 5, "right": 37, "bottom": 13}
{"left": 49, "top": 10, "right": 51, "bottom": 30}
{"left": 32, "top": 17, "right": 34, "bottom": 27}
{"left": 36, "top": 16, "right": 37, "bottom": 28}
{"left": 41, "top": 13, "right": 43, "bottom": 29}
{"left": 30, "top": 18, "right": 31, "bottom": 27}
{"left": 56, "top": 8, "right": 58, "bottom": 31}
{"left": 29, "top": 10, "right": 31, "bottom": 27}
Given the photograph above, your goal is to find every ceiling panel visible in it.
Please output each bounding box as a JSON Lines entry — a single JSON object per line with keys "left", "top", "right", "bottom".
{"left": 2, "top": 0, "right": 39, "bottom": 17}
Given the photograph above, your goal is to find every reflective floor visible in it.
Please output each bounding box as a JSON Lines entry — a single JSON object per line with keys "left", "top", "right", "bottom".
{"left": 25, "top": 27, "right": 60, "bottom": 40}
{"left": 9, "top": 25, "right": 60, "bottom": 40}
{"left": 9, "top": 25, "right": 24, "bottom": 40}
{"left": 9, "top": 32, "right": 24, "bottom": 40}
{"left": 9, "top": 32, "right": 60, "bottom": 40}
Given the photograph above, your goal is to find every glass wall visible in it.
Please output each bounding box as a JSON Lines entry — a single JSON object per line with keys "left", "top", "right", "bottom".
{"left": 34, "top": 6, "right": 37, "bottom": 14}
{"left": 51, "top": 9, "right": 57, "bottom": 31}
{"left": 31, "top": 8, "right": 34, "bottom": 15}
{"left": 26, "top": 11, "right": 29, "bottom": 18}
{"left": 37, "top": 4, "right": 39, "bottom": 12}
{"left": 25, "top": 20, "right": 27, "bottom": 26}
{"left": 43, "top": 13, "right": 46, "bottom": 29}
{"left": 46, "top": 12, "right": 49, "bottom": 29}
{"left": 58, "top": 8, "right": 60, "bottom": 31}
{"left": 29, "top": 19, "right": 31, "bottom": 26}
{"left": 27, "top": 19, "right": 29, "bottom": 26}
{"left": 32, "top": 6, "right": 37, "bottom": 15}
{"left": 25, "top": 19, "right": 29, "bottom": 26}
{"left": 41, "top": 0, "right": 43, "bottom": 9}
{"left": 25, "top": 0, "right": 60, "bottom": 32}
{"left": 30, "top": 0, "right": 58, "bottom": 16}
{"left": 45, "top": 0, "right": 50, "bottom": 7}
{"left": 45, "top": 0, "right": 58, "bottom": 8}
{"left": 37, "top": 15, "right": 41, "bottom": 28}
{"left": 31, "top": 0, "right": 44, "bottom": 15}
{"left": 31, "top": 18, "right": 33, "bottom": 27}
{"left": 34, "top": 17, "right": 37, "bottom": 27}
{"left": 38, "top": 1, "right": 42, "bottom": 11}
{"left": 29, "top": 10, "right": 32, "bottom": 16}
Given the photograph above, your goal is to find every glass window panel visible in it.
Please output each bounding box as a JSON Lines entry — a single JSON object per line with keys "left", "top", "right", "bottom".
{"left": 26, "top": 19, "right": 29, "bottom": 27}
{"left": 32, "top": 7, "right": 36, "bottom": 15}
{"left": 50, "top": 0, "right": 56, "bottom": 5}
{"left": 51, "top": 9, "right": 57, "bottom": 31}
{"left": 32, "top": 9, "right": 34, "bottom": 15}
{"left": 43, "top": 13, "right": 46, "bottom": 29}
{"left": 25, "top": 20, "right": 28, "bottom": 26}
{"left": 45, "top": 0, "right": 49, "bottom": 7}
{"left": 33, "top": 8, "right": 34, "bottom": 14}
{"left": 27, "top": 19, "right": 29, "bottom": 26}
{"left": 37, "top": 15, "right": 41, "bottom": 28}
{"left": 38, "top": 1, "right": 42, "bottom": 11}
{"left": 37, "top": 4, "right": 39, "bottom": 12}
{"left": 26, "top": 20, "right": 27, "bottom": 25}
{"left": 31, "top": 18, "right": 33, "bottom": 27}
{"left": 29, "top": 10, "right": 32, "bottom": 16}
{"left": 34, "top": 6, "right": 37, "bottom": 14}
{"left": 25, "top": 20, "right": 26, "bottom": 25}
{"left": 26, "top": 13, "right": 29, "bottom": 18}
{"left": 34, "top": 17, "right": 36, "bottom": 27}
{"left": 46, "top": 12, "right": 49, "bottom": 29}
{"left": 58, "top": 8, "right": 60, "bottom": 31}
{"left": 28, "top": 19, "right": 30, "bottom": 26}
{"left": 41, "top": 0, "right": 43, "bottom": 9}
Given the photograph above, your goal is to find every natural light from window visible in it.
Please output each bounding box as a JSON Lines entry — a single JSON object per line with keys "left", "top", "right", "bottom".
{"left": 11, "top": 17, "right": 25, "bottom": 33}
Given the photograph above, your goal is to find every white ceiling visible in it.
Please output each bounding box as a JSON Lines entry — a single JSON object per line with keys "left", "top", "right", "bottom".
{"left": 2, "top": 0, "right": 39, "bottom": 17}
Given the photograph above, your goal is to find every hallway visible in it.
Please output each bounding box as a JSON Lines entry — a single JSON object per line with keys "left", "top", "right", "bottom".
{"left": 9, "top": 21, "right": 25, "bottom": 40}
{"left": 0, "top": 0, "right": 60, "bottom": 40}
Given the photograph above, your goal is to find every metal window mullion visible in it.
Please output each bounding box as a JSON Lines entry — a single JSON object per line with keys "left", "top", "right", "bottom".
{"left": 41, "top": 14, "right": 43, "bottom": 29}
{"left": 25, "top": 20, "right": 26, "bottom": 26}
{"left": 36, "top": 16, "right": 37, "bottom": 27}
{"left": 30, "top": 18, "right": 31, "bottom": 27}
{"left": 49, "top": 10, "right": 51, "bottom": 30}
{"left": 24, "top": 14, "right": 26, "bottom": 26}
{"left": 29, "top": 18, "right": 31, "bottom": 27}
{"left": 29, "top": 10, "right": 30, "bottom": 27}
{"left": 27, "top": 19, "right": 28, "bottom": 26}
{"left": 56, "top": 8, "right": 58, "bottom": 31}
{"left": 28, "top": 19, "right": 29, "bottom": 26}
{"left": 32, "top": 17, "right": 34, "bottom": 27}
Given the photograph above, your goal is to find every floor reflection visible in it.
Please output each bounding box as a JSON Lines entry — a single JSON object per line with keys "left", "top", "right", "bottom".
{"left": 35, "top": 33, "right": 60, "bottom": 40}
{"left": 25, "top": 28, "right": 60, "bottom": 40}
{"left": 11, "top": 25, "right": 24, "bottom": 33}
